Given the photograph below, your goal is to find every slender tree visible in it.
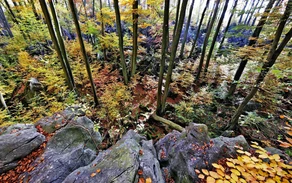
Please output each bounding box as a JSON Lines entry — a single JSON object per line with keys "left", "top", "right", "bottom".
{"left": 204, "top": 0, "right": 229, "bottom": 74}
{"left": 195, "top": 0, "right": 220, "bottom": 81}
{"left": 206, "top": 2, "right": 216, "bottom": 29}
{"left": 0, "top": 5, "right": 13, "bottom": 37}
{"left": 160, "top": 0, "right": 188, "bottom": 114}
{"left": 173, "top": 0, "right": 181, "bottom": 38}
{"left": 99, "top": 0, "right": 107, "bottom": 60}
{"left": 156, "top": 0, "right": 169, "bottom": 115}
{"left": 179, "top": 0, "right": 195, "bottom": 58}
{"left": 227, "top": 0, "right": 276, "bottom": 97}
{"left": 244, "top": 0, "right": 256, "bottom": 25}
{"left": 238, "top": 0, "right": 249, "bottom": 24}
{"left": 29, "top": 0, "right": 39, "bottom": 20}
{"left": 251, "top": 0, "right": 265, "bottom": 26}
{"left": 113, "top": 0, "right": 128, "bottom": 84}
{"left": 49, "top": 0, "right": 75, "bottom": 88}
{"left": 228, "top": 0, "right": 292, "bottom": 130}
{"left": 217, "top": 0, "right": 239, "bottom": 55}
{"left": 189, "top": 0, "right": 210, "bottom": 57}
{"left": 130, "top": 0, "right": 138, "bottom": 77}
{"left": 92, "top": 0, "right": 95, "bottom": 18}
{"left": 68, "top": 0, "right": 99, "bottom": 105}
{"left": 39, "top": 0, "right": 74, "bottom": 90}
{"left": 246, "top": 0, "right": 260, "bottom": 25}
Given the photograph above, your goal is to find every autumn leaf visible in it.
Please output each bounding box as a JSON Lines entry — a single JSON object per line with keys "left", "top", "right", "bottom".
{"left": 90, "top": 173, "right": 96, "bottom": 177}
{"left": 96, "top": 169, "right": 101, "bottom": 173}
{"left": 145, "top": 177, "right": 152, "bottom": 183}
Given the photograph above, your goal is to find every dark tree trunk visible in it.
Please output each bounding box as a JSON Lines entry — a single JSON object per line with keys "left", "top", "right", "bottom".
{"left": 189, "top": 0, "right": 210, "bottom": 58}
{"left": 173, "top": 0, "right": 181, "bottom": 39}
{"left": 229, "top": 0, "right": 292, "bottom": 130}
{"left": 227, "top": 0, "right": 276, "bottom": 97}
{"left": 113, "top": 0, "right": 128, "bottom": 84}
{"left": 130, "top": 0, "right": 138, "bottom": 77}
{"left": 29, "top": 0, "right": 39, "bottom": 20}
{"left": 204, "top": 0, "right": 229, "bottom": 74}
{"left": 251, "top": 0, "right": 265, "bottom": 26}
{"left": 68, "top": 0, "right": 99, "bottom": 105}
{"left": 244, "top": 0, "right": 256, "bottom": 25}
{"left": 206, "top": 3, "right": 216, "bottom": 29}
{"left": 156, "top": 0, "right": 169, "bottom": 115}
{"left": 161, "top": 0, "right": 188, "bottom": 114}
{"left": 195, "top": 0, "right": 220, "bottom": 81}
{"left": 99, "top": 0, "right": 107, "bottom": 60}
{"left": 39, "top": 0, "right": 74, "bottom": 90}
{"left": 179, "top": 0, "right": 195, "bottom": 58}
{"left": 246, "top": 0, "right": 260, "bottom": 25}
{"left": 217, "top": 0, "right": 238, "bottom": 55}
{"left": 92, "top": 0, "right": 95, "bottom": 18}
{"left": 238, "top": 0, "right": 249, "bottom": 24}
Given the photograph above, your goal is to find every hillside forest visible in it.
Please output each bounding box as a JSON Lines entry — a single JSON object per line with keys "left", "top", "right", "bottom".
{"left": 0, "top": 0, "right": 292, "bottom": 182}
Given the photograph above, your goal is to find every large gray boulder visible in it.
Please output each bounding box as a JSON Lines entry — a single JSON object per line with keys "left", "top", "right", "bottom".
{"left": 155, "top": 123, "right": 249, "bottom": 183}
{"left": 21, "top": 116, "right": 102, "bottom": 183}
{"left": 63, "top": 130, "right": 164, "bottom": 183}
{"left": 0, "top": 124, "right": 45, "bottom": 173}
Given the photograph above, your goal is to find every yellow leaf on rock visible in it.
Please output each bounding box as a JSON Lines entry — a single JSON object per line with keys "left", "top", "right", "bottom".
{"left": 230, "top": 169, "right": 241, "bottom": 176}
{"left": 231, "top": 173, "right": 238, "bottom": 181}
{"left": 206, "top": 176, "right": 216, "bottom": 183}
{"left": 212, "top": 163, "right": 224, "bottom": 171}
{"left": 266, "top": 179, "right": 275, "bottom": 183}
{"left": 209, "top": 171, "right": 220, "bottom": 179}
{"left": 216, "top": 169, "right": 225, "bottom": 177}
{"left": 145, "top": 177, "right": 152, "bottom": 183}
{"left": 226, "top": 162, "right": 235, "bottom": 168}
{"left": 216, "top": 180, "right": 223, "bottom": 183}
{"left": 202, "top": 169, "right": 209, "bottom": 175}
{"left": 198, "top": 174, "right": 205, "bottom": 179}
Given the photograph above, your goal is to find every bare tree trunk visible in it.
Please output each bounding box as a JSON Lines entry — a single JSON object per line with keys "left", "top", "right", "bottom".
{"left": 0, "top": 5, "right": 13, "bottom": 37}
{"left": 195, "top": 0, "right": 220, "bottom": 81}
{"left": 228, "top": 0, "right": 292, "bottom": 130}
{"left": 99, "top": 0, "right": 107, "bottom": 60}
{"left": 113, "top": 0, "right": 129, "bottom": 84}
{"left": 179, "top": 0, "right": 195, "bottom": 58}
{"left": 217, "top": 0, "right": 238, "bottom": 55}
{"left": 251, "top": 0, "right": 265, "bottom": 26}
{"left": 156, "top": 0, "right": 169, "bottom": 115}
{"left": 246, "top": 0, "right": 260, "bottom": 25}
{"left": 227, "top": 0, "right": 276, "bottom": 97}
{"left": 189, "top": 0, "right": 210, "bottom": 58}
{"left": 173, "top": 0, "right": 181, "bottom": 39}
{"left": 39, "top": 0, "right": 74, "bottom": 90}
{"left": 68, "top": 0, "right": 99, "bottom": 105}
{"left": 238, "top": 0, "right": 249, "bottom": 24}
{"left": 161, "top": 0, "right": 188, "bottom": 114}
{"left": 130, "top": 0, "right": 138, "bottom": 77}
{"left": 244, "top": 0, "right": 256, "bottom": 25}
{"left": 204, "top": 0, "right": 229, "bottom": 74}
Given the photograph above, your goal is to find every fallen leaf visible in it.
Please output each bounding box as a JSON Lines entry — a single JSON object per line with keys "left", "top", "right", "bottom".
{"left": 90, "top": 173, "right": 96, "bottom": 177}
{"left": 96, "top": 169, "right": 101, "bottom": 173}
{"left": 145, "top": 177, "right": 152, "bottom": 183}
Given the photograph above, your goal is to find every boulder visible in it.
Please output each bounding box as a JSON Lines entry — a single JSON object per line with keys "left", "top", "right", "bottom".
{"left": 63, "top": 130, "right": 164, "bottom": 183}
{"left": 21, "top": 115, "right": 102, "bottom": 183}
{"left": 155, "top": 123, "right": 249, "bottom": 183}
{"left": 0, "top": 124, "right": 45, "bottom": 173}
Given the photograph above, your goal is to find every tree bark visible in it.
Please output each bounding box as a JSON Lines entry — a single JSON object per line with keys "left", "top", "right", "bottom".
{"left": 113, "top": 0, "right": 129, "bottom": 84}
{"left": 204, "top": 0, "right": 229, "bottom": 74}
{"left": 39, "top": 0, "right": 74, "bottom": 90}
{"left": 161, "top": 0, "right": 188, "bottom": 114}
{"left": 195, "top": 0, "right": 220, "bottom": 81}
{"left": 228, "top": 0, "right": 292, "bottom": 130}
{"left": 251, "top": 0, "right": 264, "bottom": 26}
{"left": 179, "top": 0, "right": 195, "bottom": 58}
{"left": 68, "top": 0, "right": 99, "bottom": 105}
{"left": 173, "top": 0, "right": 181, "bottom": 39}
{"left": 227, "top": 0, "right": 276, "bottom": 97}
{"left": 0, "top": 5, "right": 13, "bottom": 37}
{"left": 217, "top": 0, "right": 238, "bottom": 55}
{"left": 244, "top": 0, "right": 256, "bottom": 25}
{"left": 156, "top": 0, "right": 169, "bottom": 115}
{"left": 99, "top": 0, "right": 107, "bottom": 60}
{"left": 238, "top": 0, "right": 249, "bottom": 24}
{"left": 189, "top": 0, "right": 210, "bottom": 58}
{"left": 246, "top": 0, "right": 260, "bottom": 25}
{"left": 130, "top": 0, "right": 138, "bottom": 77}
{"left": 152, "top": 114, "right": 184, "bottom": 132}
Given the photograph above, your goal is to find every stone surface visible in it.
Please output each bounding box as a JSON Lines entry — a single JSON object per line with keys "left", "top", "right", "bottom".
{"left": 0, "top": 124, "right": 45, "bottom": 173}
{"left": 22, "top": 115, "right": 101, "bottom": 183}
{"left": 63, "top": 130, "right": 164, "bottom": 183}
{"left": 155, "top": 123, "right": 249, "bottom": 183}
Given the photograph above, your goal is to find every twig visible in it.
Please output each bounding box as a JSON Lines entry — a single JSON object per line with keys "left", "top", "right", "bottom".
{"left": 151, "top": 113, "right": 184, "bottom": 132}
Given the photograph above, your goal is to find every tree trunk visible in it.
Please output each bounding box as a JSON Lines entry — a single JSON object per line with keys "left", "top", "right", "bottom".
{"left": 49, "top": 0, "right": 75, "bottom": 89}
{"left": 227, "top": 0, "right": 276, "bottom": 97}
{"left": 179, "top": 0, "right": 195, "bottom": 58}
{"left": 99, "top": 0, "right": 107, "bottom": 60}
{"left": 204, "top": 0, "right": 229, "bottom": 74}
{"left": 29, "top": 0, "right": 39, "bottom": 20}
{"left": 217, "top": 0, "right": 238, "bottom": 55}
{"left": 39, "top": 0, "right": 74, "bottom": 90}
{"left": 160, "top": 0, "right": 188, "bottom": 114}
{"left": 189, "top": 0, "right": 210, "bottom": 58}
{"left": 173, "top": 0, "right": 181, "bottom": 39}
{"left": 195, "top": 0, "right": 220, "bottom": 81}
{"left": 68, "top": 0, "right": 99, "bottom": 105}
{"left": 92, "top": 0, "right": 95, "bottom": 18}
{"left": 243, "top": 0, "right": 256, "bottom": 25}
{"left": 206, "top": 2, "right": 216, "bottom": 29}
{"left": 238, "top": 0, "right": 249, "bottom": 24}
{"left": 0, "top": 5, "right": 13, "bottom": 37}
{"left": 251, "top": 0, "right": 264, "bottom": 26}
{"left": 113, "top": 0, "right": 129, "bottom": 84}
{"left": 130, "top": 0, "right": 138, "bottom": 77}
{"left": 156, "top": 0, "right": 169, "bottom": 115}
{"left": 246, "top": 0, "right": 260, "bottom": 25}
{"left": 228, "top": 0, "right": 292, "bottom": 130}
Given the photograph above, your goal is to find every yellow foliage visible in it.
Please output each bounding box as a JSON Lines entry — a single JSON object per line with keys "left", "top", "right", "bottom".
{"left": 198, "top": 142, "right": 292, "bottom": 182}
